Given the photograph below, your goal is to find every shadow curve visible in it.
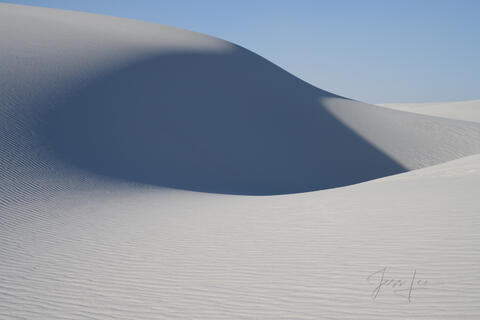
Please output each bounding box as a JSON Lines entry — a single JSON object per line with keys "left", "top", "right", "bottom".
{"left": 42, "top": 46, "right": 405, "bottom": 195}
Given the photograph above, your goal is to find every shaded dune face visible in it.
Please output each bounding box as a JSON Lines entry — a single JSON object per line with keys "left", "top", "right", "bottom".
{"left": 43, "top": 47, "right": 405, "bottom": 195}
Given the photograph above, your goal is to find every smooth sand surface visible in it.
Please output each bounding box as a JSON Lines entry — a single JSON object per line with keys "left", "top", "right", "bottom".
{"left": 1, "top": 3, "right": 479, "bottom": 319}
{"left": 379, "top": 100, "right": 480, "bottom": 123}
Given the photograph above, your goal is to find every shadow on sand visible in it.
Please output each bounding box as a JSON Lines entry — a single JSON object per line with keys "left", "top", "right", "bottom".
{"left": 42, "top": 46, "right": 405, "bottom": 195}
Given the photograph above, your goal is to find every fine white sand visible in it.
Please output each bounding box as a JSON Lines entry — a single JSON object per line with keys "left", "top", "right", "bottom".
{"left": 378, "top": 100, "right": 480, "bottom": 123}
{"left": 1, "top": 3, "right": 479, "bottom": 319}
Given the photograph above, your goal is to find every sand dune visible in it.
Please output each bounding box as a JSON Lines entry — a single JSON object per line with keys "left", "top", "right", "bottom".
{"left": 379, "top": 100, "right": 480, "bottom": 123}
{"left": 1, "top": 3, "right": 480, "bottom": 319}
{"left": 2, "top": 3, "right": 480, "bottom": 197}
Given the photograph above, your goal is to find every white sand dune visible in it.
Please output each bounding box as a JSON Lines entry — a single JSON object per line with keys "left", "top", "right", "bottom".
{"left": 379, "top": 100, "right": 480, "bottom": 123}
{"left": 1, "top": 3, "right": 480, "bottom": 319}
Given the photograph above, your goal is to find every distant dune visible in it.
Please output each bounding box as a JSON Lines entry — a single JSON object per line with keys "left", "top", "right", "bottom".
{"left": 1, "top": 3, "right": 480, "bottom": 319}
{"left": 379, "top": 100, "right": 480, "bottom": 123}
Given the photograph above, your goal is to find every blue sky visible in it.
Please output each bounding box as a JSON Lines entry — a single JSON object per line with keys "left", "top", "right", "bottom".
{"left": 4, "top": 0, "right": 479, "bottom": 103}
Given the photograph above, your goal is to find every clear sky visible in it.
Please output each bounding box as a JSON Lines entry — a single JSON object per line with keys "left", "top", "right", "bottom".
{"left": 4, "top": 0, "right": 479, "bottom": 103}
